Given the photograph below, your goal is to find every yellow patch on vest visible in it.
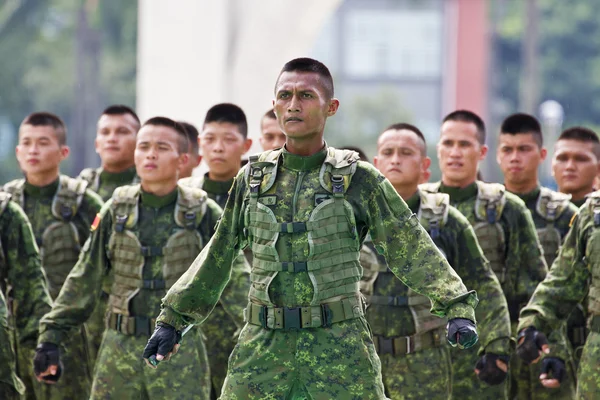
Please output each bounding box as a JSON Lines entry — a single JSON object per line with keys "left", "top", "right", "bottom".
{"left": 91, "top": 214, "right": 101, "bottom": 231}
{"left": 569, "top": 213, "right": 577, "bottom": 227}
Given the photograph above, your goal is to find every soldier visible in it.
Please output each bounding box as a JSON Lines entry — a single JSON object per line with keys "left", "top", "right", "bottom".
{"left": 78, "top": 104, "right": 141, "bottom": 366}
{"left": 178, "top": 122, "right": 202, "bottom": 179}
{"left": 259, "top": 109, "right": 285, "bottom": 151}
{"left": 143, "top": 57, "right": 479, "bottom": 399}
{"left": 497, "top": 113, "right": 578, "bottom": 399}
{"left": 179, "top": 105, "right": 252, "bottom": 399}
{"left": 420, "top": 110, "right": 548, "bottom": 399}
{"left": 0, "top": 193, "right": 52, "bottom": 400}
{"left": 33, "top": 117, "right": 250, "bottom": 399}
{"left": 365, "top": 123, "right": 511, "bottom": 399}
{"left": 516, "top": 191, "right": 600, "bottom": 398}
{"left": 552, "top": 127, "right": 600, "bottom": 208}
{"left": 3, "top": 112, "right": 102, "bottom": 400}
{"left": 78, "top": 105, "right": 140, "bottom": 201}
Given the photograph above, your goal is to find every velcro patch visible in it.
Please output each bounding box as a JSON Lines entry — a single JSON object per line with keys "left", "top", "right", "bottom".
{"left": 258, "top": 195, "right": 277, "bottom": 206}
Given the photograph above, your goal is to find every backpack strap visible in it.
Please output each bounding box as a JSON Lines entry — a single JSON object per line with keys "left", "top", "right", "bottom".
{"left": 474, "top": 182, "right": 506, "bottom": 224}
{"left": 536, "top": 187, "right": 572, "bottom": 222}
{"left": 111, "top": 184, "right": 141, "bottom": 232}
{"left": 418, "top": 181, "right": 442, "bottom": 194}
{"left": 318, "top": 148, "right": 360, "bottom": 197}
{"left": 0, "top": 192, "right": 11, "bottom": 217}
{"left": 51, "top": 175, "right": 88, "bottom": 222}
{"left": 417, "top": 191, "right": 449, "bottom": 240}
{"left": 174, "top": 184, "right": 208, "bottom": 230}
{"left": 2, "top": 179, "right": 25, "bottom": 208}
{"left": 78, "top": 167, "right": 102, "bottom": 192}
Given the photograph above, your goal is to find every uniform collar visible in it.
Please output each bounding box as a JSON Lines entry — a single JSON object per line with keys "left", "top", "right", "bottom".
{"left": 404, "top": 190, "right": 420, "bottom": 213}
{"left": 140, "top": 188, "right": 178, "bottom": 208}
{"left": 100, "top": 166, "right": 137, "bottom": 184}
{"left": 572, "top": 197, "right": 587, "bottom": 208}
{"left": 24, "top": 177, "right": 59, "bottom": 198}
{"left": 511, "top": 185, "right": 540, "bottom": 204}
{"left": 281, "top": 145, "right": 327, "bottom": 171}
{"left": 439, "top": 181, "right": 478, "bottom": 202}
{"left": 202, "top": 172, "right": 233, "bottom": 195}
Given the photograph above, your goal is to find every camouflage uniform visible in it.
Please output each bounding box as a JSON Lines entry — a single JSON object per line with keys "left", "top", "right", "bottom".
{"left": 38, "top": 184, "right": 250, "bottom": 399}
{"left": 157, "top": 147, "right": 479, "bottom": 400}
{"left": 362, "top": 189, "right": 511, "bottom": 400}
{"left": 420, "top": 181, "right": 547, "bottom": 400}
{"left": 0, "top": 193, "right": 52, "bottom": 400}
{"left": 511, "top": 186, "right": 578, "bottom": 399}
{"left": 78, "top": 166, "right": 138, "bottom": 365}
{"left": 3, "top": 176, "right": 102, "bottom": 400}
{"left": 179, "top": 173, "right": 245, "bottom": 398}
{"left": 518, "top": 190, "right": 600, "bottom": 399}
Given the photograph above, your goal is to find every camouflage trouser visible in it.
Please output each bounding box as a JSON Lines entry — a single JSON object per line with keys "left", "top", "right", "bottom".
{"left": 379, "top": 345, "right": 452, "bottom": 400}
{"left": 84, "top": 292, "right": 109, "bottom": 366}
{"left": 450, "top": 345, "right": 509, "bottom": 400}
{"left": 18, "top": 326, "right": 91, "bottom": 400}
{"left": 91, "top": 328, "right": 210, "bottom": 399}
{"left": 220, "top": 317, "right": 386, "bottom": 400}
{"left": 1, "top": 303, "right": 25, "bottom": 399}
{"left": 577, "top": 331, "right": 600, "bottom": 399}
{"left": 203, "top": 303, "right": 238, "bottom": 399}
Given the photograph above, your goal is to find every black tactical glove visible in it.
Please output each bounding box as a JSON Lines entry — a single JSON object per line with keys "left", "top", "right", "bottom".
{"left": 142, "top": 322, "right": 182, "bottom": 368}
{"left": 516, "top": 326, "right": 549, "bottom": 365}
{"left": 540, "top": 357, "right": 566, "bottom": 386}
{"left": 475, "top": 353, "right": 510, "bottom": 385}
{"left": 33, "top": 342, "right": 63, "bottom": 383}
{"left": 446, "top": 318, "right": 478, "bottom": 349}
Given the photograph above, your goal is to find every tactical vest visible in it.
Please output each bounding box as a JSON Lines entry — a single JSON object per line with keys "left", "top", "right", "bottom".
{"left": 534, "top": 187, "right": 572, "bottom": 268}
{"left": 107, "top": 184, "right": 208, "bottom": 316}
{"left": 244, "top": 148, "right": 362, "bottom": 307}
{"left": 362, "top": 191, "right": 449, "bottom": 335}
{"left": 585, "top": 193, "right": 600, "bottom": 316}
{"left": 421, "top": 181, "right": 507, "bottom": 284}
{"left": 178, "top": 176, "right": 204, "bottom": 189}
{"left": 3, "top": 176, "right": 87, "bottom": 299}
{"left": 79, "top": 167, "right": 139, "bottom": 193}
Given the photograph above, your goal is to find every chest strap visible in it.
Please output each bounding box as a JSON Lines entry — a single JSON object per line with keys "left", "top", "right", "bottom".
{"left": 106, "top": 312, "right": 156, "bottom": 337}
{"left": 256, "top": 252, "right": 359, "bottom": 273}
{"left": 373, "top": 327, "right": 445, "bottom": 356}
{"left": 245, "top": 296, "right": 364, "bottom": 330}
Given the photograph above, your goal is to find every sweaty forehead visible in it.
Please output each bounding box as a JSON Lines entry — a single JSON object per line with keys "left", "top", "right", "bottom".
{"left": 276, "top": 71, "right": 326, "bottom": 93}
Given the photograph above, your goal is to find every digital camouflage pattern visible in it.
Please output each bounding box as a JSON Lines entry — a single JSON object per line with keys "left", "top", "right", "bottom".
{"left": 511, "top": 185, "right": 578, "bottom": 400}
{"left": 519, "top": 190, "right": 600, "bottom": 399}
{"left": 421, "top": 181, "right": 548, "bottom": 400}
{"left": 3, "top": 177, "right": 101, "bottom": 400}
{"left": 78, "top": 166, "right": 138, "bottom": 366}
{"left": 158, "top": 147, "right": 478, "bottom": 399}
{"left": 0, "top": 290, "right": 25, "bottom": 400}
{"left": 179, "top": 173, "right": 243, "bottom": 398}
{"left": 0, "top": 197, "right": 52, "bottom": 400}
{"left": 38, "top": 184, "right": 249, "bottom": 399}
{"left": 362, "top": 189, "right": 511, "bottom": 400}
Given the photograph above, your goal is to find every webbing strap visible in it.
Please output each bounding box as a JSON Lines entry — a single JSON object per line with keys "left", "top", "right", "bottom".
{"left": 591, "top": 315, "right": 600, "bottom": 333}
{"left": 365, "top": 294, "right": 431, "bottom": 307}
{"left": 106, "top": 312, "right": 156, "bottom": 337}
{"left": 373, "top": 327, "right": 445, "bottom": 355}
{"left": 254, "top": 251, "right": 360, "bottom": 273}
{"left": 245, "top": 296, "right": 363, "bottom": 330}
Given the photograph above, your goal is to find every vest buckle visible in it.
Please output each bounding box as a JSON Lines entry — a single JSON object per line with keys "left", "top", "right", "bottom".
{"left": 377, "top": 336, "right": 394, "bottom": 355}
{"left": 135, "top": 316, "right": 151, "bottom": 337}
{"left": 258, "top": 305, "right": 268, "bottom": 329}
{"left": 60, "top": 204, "right": 73, "bottom": 220}
{"left": 115, "top": 215, "right": 128, "bottom": 233}
{"left": 331, "top": 175, "right": 344, "bottom": 195}
{"left": 321, "top": 303, "right": 333, "bottom": 328}
{"left": 283, "top": 307, "right": 301, "bottom": 330}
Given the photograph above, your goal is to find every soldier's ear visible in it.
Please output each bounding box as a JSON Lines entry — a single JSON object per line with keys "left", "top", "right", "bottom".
{"left": 540, "top": 147, "right": 547, "bottom": 161}
{"left": 178, "top": 153, "right": 189, "bottom": 170}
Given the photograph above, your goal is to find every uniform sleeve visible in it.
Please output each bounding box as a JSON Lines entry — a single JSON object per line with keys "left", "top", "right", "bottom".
{"left": 505, "top": 197, "right": 548, "bottom": 315}
{"left": 518, "top": 211, "right": 590, "bottom": 334}
{"left": 218, "top": 252, "right": 250, "bottom": 329}
{"left": 446, "top": 208, "right": 511, "bottom": 355}
{"left": 361, "top": 167, "right": 478, "bottom": 322}
{"left": 3, "top": 203, "right": 52, "bottom": 344}
{"left": 157, "top": 174, "right": 247, "bottom": 331}
{"left": 38, "top": 202, "right": 112, "bottom": 345}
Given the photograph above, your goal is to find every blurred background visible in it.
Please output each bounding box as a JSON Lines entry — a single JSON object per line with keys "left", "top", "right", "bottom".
{"left": 0, "top": 0, "right": 597, "bottom": 187}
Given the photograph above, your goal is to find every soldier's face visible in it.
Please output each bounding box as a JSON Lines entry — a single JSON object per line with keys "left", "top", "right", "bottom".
{"left": 200, "top": 122, "right": 252, "bottom": 180}
{"left": 16, "top": 125, "right": 69, "bottom": 177}
{"left": 497, "top": 133, "right": 546, "bottom": 187}
{"left": 95, "top": 114, "right": 138, "bottom": 170}
{"left": 273, "top": 71, "right": 339, "bottom": 142}
{"left": 374, "top": 129, "right": 430, "bottom": 194}
{"left": 552, "top": 139, "right": 600, "bottom": 196}
{"left": 437, "top": 120, "right": 487, "bottom": 187}
{"left": 259, "top": 116, "right": 286, "bottom": 151}
{"left": 134, "top": 125, "right": 187, "bottom": 184}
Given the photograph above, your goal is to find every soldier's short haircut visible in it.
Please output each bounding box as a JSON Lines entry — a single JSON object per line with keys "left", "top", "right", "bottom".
{"left": 101, "top": 104, "right": 140, "bottom": 126}
{"left": 381, "top": 122, "right": 427, "bottom": 156}
{"left": 500, "top": 113, "right": 543, "bottom": 147}
{"left": 20, "top": 112, "right": 67, "bottom": 145}
{"left": 276, "top": 57, "right": 334, "bottom": 100}
{"left": 342, "top": 146, "right": 369, "bottom": 162}
{"left": 179, "top": 121, "right": 199, "bottom": 155}
{"left": 203, "top": 103, "right": 248, "bottom": 138}
{"left": 142, "top": 117, "right": 189, "bottom": 154}
{"left": 558, "top": 127, "right": 600, "bottom": 159}
{"left": 442, "top": 110, "right": 486, "bottom": 145}
{"left": 263, "top": 109, "right": 276, "bottom": 120}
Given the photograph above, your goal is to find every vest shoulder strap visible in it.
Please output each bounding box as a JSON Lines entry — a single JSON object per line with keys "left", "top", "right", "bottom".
{"left": 178, "top": 176, "right": 205, "bottom": 190}
{"left": 587, "top": 191, "right": 600, "bottom": 226}
{"left": 111, "top": 184, "right": 141, "bottom": 232}
{"left": 319, "top": 147, "right": 360, "bottom": 196}
{"left": 245, "top": 149, "right": 282, "bottom": 196}
{"left": 0, "top": 192, "right": 11, "bottom": 217}
{"left": 51, "top": 175, "right": 88, "bottom": 221}
{"left": 536, "top": 187, "right": 572, "bottom": 222}
{"left": 475, "top": 181, "right": 506, "bottom": 224}
{"left": 418, "top": 181, "right": 442, "bottom": 194}
{"left": 417, "top": 191, "right": 449, "bottom": 238}
{"left": 78, "top": 167, "right": 101, "bottom": 186}
{"left": 2, "top": 179, "right": 25, "bottom": 207}
{"left": 174, "top": 184, "right": 208, "bottom": 229}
